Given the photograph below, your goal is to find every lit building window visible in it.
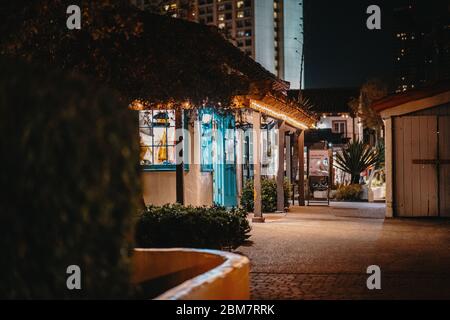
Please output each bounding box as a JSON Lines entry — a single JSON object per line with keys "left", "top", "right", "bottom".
{"left": 200, "top": 110, "right": 213, "bottom": 172}
{"left": 139, "top": 110, "right": 177, "bottom": 167}
{"left": 332, "top": 120, "right": 347, "bottom": 137}
{"left": 237, "top": 1, "right": 244, "bottom": 9}
{"left": 237, "top": 11, "right": 244, "bottom": 18}
{"left": 219, "top": 14, "right": 225, "bottom": 21}
{"left": 218, "top": 23, "right": 226, "bottom": 29}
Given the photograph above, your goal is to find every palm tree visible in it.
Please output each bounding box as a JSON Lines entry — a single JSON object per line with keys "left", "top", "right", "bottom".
{"left": 334, "top": 141, "right": 378, "bottom": 184}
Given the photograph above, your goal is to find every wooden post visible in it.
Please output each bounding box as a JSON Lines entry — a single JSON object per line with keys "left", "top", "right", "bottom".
{"left": 286, "top": 134, "right": 292, "bottom": 185}
{"left": 298, "top": 130, "right": 305, "bottom": 206}
{"left": 175, "top": 108, "right": 184, "bottom": 205}
{"left": 329, "top": 147, "right": 334, "bottom": 186}
{"left": 384, "top": 117, "right": 393, "bottom": 218}
{"left": 292, "top": 132, "right": 299, "bottom": 203}
{"left": 236, "top": 128, "right": 243, "bottom": 205}
{"left": 252, "top": 111, "right": 264, "bottom": 222}
{"left": 276, "top": 123, "right": 285, "bottom": 212}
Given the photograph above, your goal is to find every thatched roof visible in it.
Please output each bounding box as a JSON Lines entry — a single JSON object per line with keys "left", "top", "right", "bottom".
{"left": 1, "top": 0, "right": 316, "bottom": 127}
{"left": 1, "top": 1, "right": 282, "bottom": 104}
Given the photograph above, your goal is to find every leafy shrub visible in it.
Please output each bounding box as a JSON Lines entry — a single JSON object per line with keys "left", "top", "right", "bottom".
{"left": 135, "top": 204, "right": 251, "bottom": 250}
{"left": 241, "top": 177, "right": 291, "bottom": 213}
{"left": 335, "top": 184, "right": 363, "bottom": 201}
{"left": 0, "top": 58, "right": 141, "bottom": 299}
{"left": 240, "top": 179, "right": 255, "bottom": 213}
{"left": 284, "top": 178, "right": 292, "bottom": 208}
{"left": 261, "top": 178, "right": 277, "bottom": 212}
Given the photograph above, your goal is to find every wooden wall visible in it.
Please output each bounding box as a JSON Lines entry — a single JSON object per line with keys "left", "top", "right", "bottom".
{"left": 393, "top": 103, "right": 450, "bottom": 217}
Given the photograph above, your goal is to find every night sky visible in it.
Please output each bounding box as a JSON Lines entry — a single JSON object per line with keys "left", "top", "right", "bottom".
{"left": 304, "top": 0, "right": 395, "bottom": 89}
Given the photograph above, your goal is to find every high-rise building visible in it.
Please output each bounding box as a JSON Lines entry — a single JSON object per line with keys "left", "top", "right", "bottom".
{"left": 132, "top": 0, "right": 196, "bottom": 20}
{"left": 196, "top": 0, "right": 304, "bottom": 89}
{"left": 134, "top": 0, "right": 304, "bottom": 89}
{"left": 393, "top": 1, "right": 450, "bottom": 92}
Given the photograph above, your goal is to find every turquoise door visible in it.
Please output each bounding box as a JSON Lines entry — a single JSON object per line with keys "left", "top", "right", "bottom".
{"left": 212, "top": 115, "right": 224, "bottom": 205}
{"left": 223, "top": 115, "right": 237, "bottom": 207}
{"left": 212, "top": 113, "right": 237, "bottom": 207}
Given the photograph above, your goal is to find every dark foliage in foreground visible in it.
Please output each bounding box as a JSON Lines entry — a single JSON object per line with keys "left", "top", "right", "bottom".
{"left": 0, "top": 57, "right": 141, "bottom": 299}
{"left": 135, "top": 204, "right": 251, "bottom": 250}
{"left": 0, "top": 0, "right": 278, "bottom": 107}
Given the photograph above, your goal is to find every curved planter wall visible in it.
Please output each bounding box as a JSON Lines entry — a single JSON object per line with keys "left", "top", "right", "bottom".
{"left": 132, "top": 248, "right": 250, "bottom": 300}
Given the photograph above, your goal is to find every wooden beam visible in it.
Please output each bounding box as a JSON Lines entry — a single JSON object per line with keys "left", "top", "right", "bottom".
{"left": 175, "top": 108, "right": 184, "bottom": 205}
{"left": 252, "top": 111, "right": 264, "bottom": 223}
{"left": 276, "top": 123, "right": 285, "bottom": 212}
{"left": 298, "top": 130, "right": 305, "bottom": 206}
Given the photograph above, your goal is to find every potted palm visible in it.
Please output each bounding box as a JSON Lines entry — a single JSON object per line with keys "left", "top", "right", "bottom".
{"left": 334, "top": 141, "right": 378, "bottom": 201}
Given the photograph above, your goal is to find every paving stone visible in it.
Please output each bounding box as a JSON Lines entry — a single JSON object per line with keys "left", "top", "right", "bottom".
{"left": 238, "top": 203, "right": 450, "bottom": 300}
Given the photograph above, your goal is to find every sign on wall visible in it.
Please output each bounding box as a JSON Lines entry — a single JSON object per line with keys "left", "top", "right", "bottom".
{"left": 309, "top": 150, "right": 330, "bottom": 177}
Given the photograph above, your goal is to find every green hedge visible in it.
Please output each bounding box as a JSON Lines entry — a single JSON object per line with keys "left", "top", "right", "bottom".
{"left": 240, "top": 177, "right": 291, "bottom": 213}
{"left": 135, "top": 204, "right": 251, "bottom": 250}
{"left": 335, "top": 184, "right": 363, "bottom": 201}
{"left": 0, "top": 58, "right": 141, "bottom": 299}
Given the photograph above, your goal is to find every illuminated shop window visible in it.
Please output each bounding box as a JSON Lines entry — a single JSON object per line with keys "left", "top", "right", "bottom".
{"left": 200, "top": 110, "right": 213, "bottom": 172}
{"left": 139, "top": 110, "right": 177, "bottom": 169}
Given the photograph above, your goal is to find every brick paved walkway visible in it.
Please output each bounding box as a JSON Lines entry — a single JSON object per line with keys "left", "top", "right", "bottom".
{"left": 237, "top": 203, "right": 450, "bottom": 300}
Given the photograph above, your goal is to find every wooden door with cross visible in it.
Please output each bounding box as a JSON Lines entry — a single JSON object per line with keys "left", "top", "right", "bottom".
{"left": 394, "top": 115, "right": 450, "bottom": 217}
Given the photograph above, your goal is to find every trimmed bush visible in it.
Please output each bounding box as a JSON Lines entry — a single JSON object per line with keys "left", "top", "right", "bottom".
{"left": 0, "top": 58, "right": 141, "bottom": 299}
{"left": 240, "top": 179, "right": 255, "bottom": 212}
{"left": 284, "top": 178, "right": 292, "bottom": 208}
{"left": 335, "top": 184, "right": 363, "bottom": 201}
{"left": 135, "top": 204, "right": 251, "bottom": 250}
{"left": 241, "top": 177, "right": 291, "bottom": 213}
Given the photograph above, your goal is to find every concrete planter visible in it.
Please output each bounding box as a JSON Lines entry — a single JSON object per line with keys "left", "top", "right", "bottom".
{"left": 131, "top": 248, "right": 250, "bottom": 300}
{"left": 369, "top": 185, "right": 386, "bottom": 201}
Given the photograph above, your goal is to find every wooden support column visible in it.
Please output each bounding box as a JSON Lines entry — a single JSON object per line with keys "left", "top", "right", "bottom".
{"left": 175, "top": 108, "right": 184, "bottom": 205}
{"left": 252, "top": 111, "right": 264, "bottom": 223}
{"left": 276, "top": 123, "right": 285, "bottom": 212}
{"left": 286, "top": 134, "right": 292, "bottom": 185}
{"left": 384, "top": 117, "right": 393, "bottom": 218}
{"left": 292, "top": 132, "right": 299, "bottom": 202}
{"left": 236, "top": 128, "right": 243, "bottom": 205}
{"left": 298, "top": 130, "right": 305, "bottom": 206}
